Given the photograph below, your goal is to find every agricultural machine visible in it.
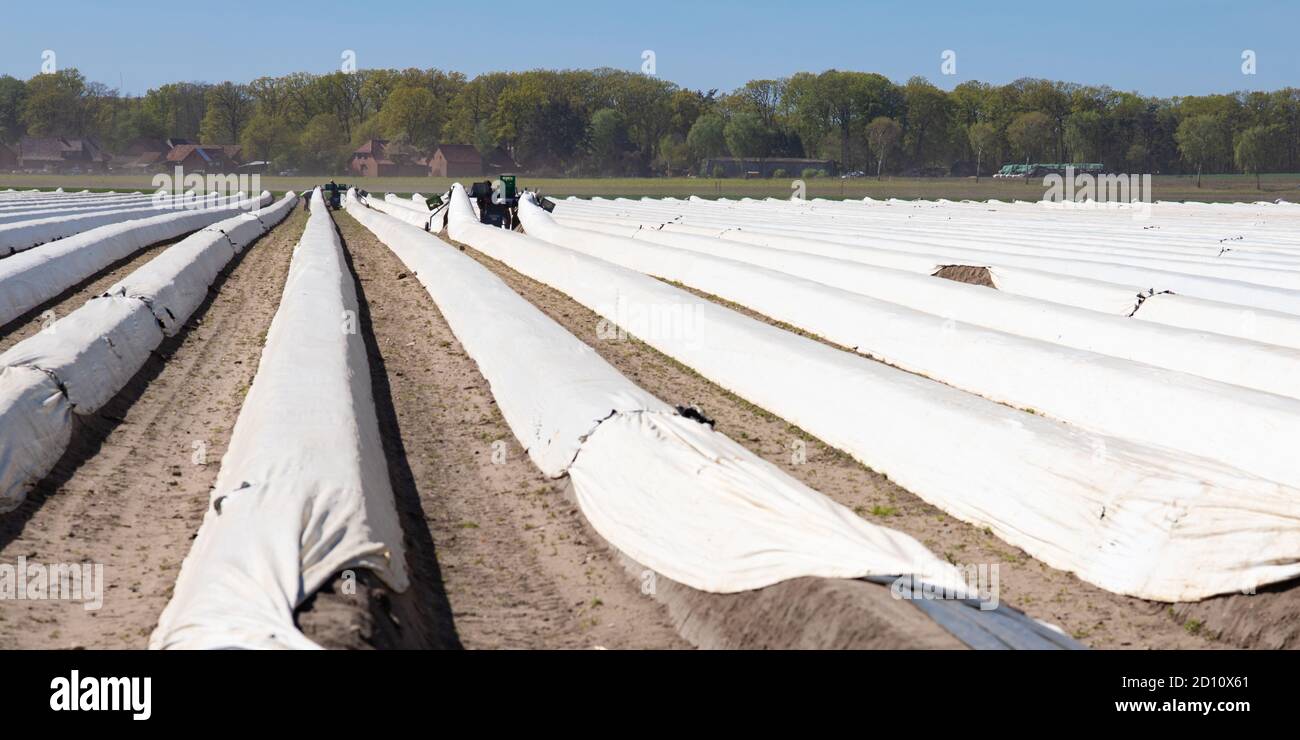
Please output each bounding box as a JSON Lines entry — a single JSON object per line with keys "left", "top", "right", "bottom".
{"left": 320, "top": 181, "right": 349, "bottom": 209}
{"left": 465, "top": 174, "right": 555, "bottom": 229}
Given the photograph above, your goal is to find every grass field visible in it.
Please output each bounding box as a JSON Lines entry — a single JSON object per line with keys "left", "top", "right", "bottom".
{"left": 4, "top": 172, "right": 1300, "bottom": 202}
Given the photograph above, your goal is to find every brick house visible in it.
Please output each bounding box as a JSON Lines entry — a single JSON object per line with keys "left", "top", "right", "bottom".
{"left": 429, "top": 144, "right": 519, "bottom": 177}
{"left": 15, "top": 137, "right": 110, "bottom": 172}
{"left": 114, "top": 138, "right": 230, "bottom": 172}
{"left": 164, "top": 144, "right": 239, "bottom": 173}
{"left": 348, "top": 139, "right": 430, "bottom": 177}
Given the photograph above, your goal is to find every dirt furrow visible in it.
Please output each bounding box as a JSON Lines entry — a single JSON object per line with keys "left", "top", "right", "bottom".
{"left": 332, "top": 211, "right": 687, "bottom": 649}
{"left": 0, "top": 208, "right": 306, "bottom": 649}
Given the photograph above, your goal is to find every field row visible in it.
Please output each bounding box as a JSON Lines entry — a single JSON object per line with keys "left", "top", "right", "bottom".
{"left": 1, "top": 185, "right": 1297, "bottom": 649}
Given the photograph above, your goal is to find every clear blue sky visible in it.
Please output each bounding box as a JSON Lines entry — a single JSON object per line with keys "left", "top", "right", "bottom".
{"left": 1, "top": 0, "right": 1295, "bottom": 97}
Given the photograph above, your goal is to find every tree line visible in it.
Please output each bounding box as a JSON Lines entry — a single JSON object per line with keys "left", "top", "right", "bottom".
{"left": 1, "top": 66, "right": 1297, "bottom": 182}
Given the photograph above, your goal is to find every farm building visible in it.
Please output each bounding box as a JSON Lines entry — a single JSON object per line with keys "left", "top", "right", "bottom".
{"left": 121, "top": 150, "right": 166, "bottom": 171}
{"left": 429, "top": 144, "right": 519, "bottom": 177}
{"left": 162, "top": 144, "right": 241, "bottom": 173}
{"left": 702, "top": 157, "right": 836, "bottom": 178}
{"left": 348, "top": 139, "right": 430, "bottom": 177}
{"left": 13, "top": 137, "right": 110, "bottom": 173}
{"left": 110, "top": 138, "right": 226, "bottom": 172}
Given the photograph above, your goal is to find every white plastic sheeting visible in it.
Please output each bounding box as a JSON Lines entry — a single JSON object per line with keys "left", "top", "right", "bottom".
{"left": 564, "top": 195, "right": 1300, "bottom": 266}
{"left": 104, "top": 195, "right": 298, "bottom": 335}
{"left": 363, "top": 193, "right": 438, "bottom": 230}
{"left": 530, "top": 199, "right": 1300, "bottom": 399}
{"left": 0, "top": 194, "right": 165, "bottom": 224}
{"left": 450, "top": 188, "right": 1300, "bottom": 602}
{"left": 0, "top": 366, "right": 71, "bottom": 514}
{"left": 985, "top": 265, "right": 1300, "bottom": 351}
{"left": 384, "top": 193, "right": 430, "bottom": 213}
{"left": 0, "top": 195, "right": 152, "bottom": 213}
{"left": 554, "top": 203, "right": 1300, "bottom": 316}
{"left": 0, "top": 192, "right": 243, "bottom": 256}
{"left": 0, "top": 297, "right": 165, "bottom": 413}
{"left": 351, "top": 187, "right": 969, "bottom": 596}
{"left": 526, "top": 199, "right": 1300, "bottom": 488}
{"left": 1136, "top": 293, "right": 1300, "bottom": 349}
{"left": 0, "top": 192, "right": 273, "bottom": 329}
{"left": 0, "top": 193, "right": 296, "bottom": 514}
{"left": 151, "top": 189, "right": 407, "bottom": 650}
{"left": 633, "top": 198, "right": 1300, "bottom": 279}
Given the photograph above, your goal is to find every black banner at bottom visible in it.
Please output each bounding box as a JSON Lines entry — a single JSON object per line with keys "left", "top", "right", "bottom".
{"left": 0, "top": 648, "right": 1283, "bottom": 728}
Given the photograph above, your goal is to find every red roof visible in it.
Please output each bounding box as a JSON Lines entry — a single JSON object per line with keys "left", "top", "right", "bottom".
{"left": 353, "top": 139, "right": 387, "bottom": 156}
{"left": 165, "top": 145, "right": 232, "bottom": 166}
{"left": 437, "top": 144, "right": 482, "bottom": 164}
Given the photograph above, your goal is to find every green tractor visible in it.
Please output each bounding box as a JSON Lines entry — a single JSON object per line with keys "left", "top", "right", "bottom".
{"left": 320, "top": 181, "right": 349, "bottom": 209}
{"left": 467, "top": 174, "right": 553, "bottom": 229}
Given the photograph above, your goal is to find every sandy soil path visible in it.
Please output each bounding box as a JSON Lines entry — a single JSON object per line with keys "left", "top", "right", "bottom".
{"left": 458, "top": 244, "right": 1218, "bottom": 650}
{"left": 0, "top": 209, "right": 305, "bottom": 649}
{"left": 331, "top": 212, "right": 688, "bottom": 649}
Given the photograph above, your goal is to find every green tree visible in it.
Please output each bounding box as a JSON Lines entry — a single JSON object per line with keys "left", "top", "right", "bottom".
{"left": 1007, "top": 111, "right": 1053, "bottom": 163}
{"left": 865, "top": 116, "right": 902, "bottom": 178}
{"left": 490, "top": 72, "right": 588, "bottom": 173}
{"left": 668, "top": 88, "right": 713, "bottom": 139}
{"left": 589, "top": 108, "right": 632, "bottom": 174}
{"left": 808, "top": 70, "right": 901, "bottom": 170}
{"left": 240, "top": 110, "right": 295, "bottom": 165}
{"left": 1175, "top": 114, "right": 1227, "bottom": 187}
{"left": 1235, "top": 124, "right": 1279, "bottom": 189}
{"left": 611, "top": 72, "right": 675, "bottom": 173}
{"left": 967, "top": 121, "right": 998, "bottom": 180}
{"left": 471, "top": 119, "right": 497, "bottom": 157}
{"left": 378, "top": 86, "right": 442, "bottom": 151}
{"left": 686, "top": 113, "right": 727, "bottom": 168}
{"left": 20, "top": 69, "right": 87, "bottom": 136}
{"left": 655, "top": 133, "right": 690, "bottom": 176}
{"left": 1126, "top": 142, "right": 1150, "bottom": 171}
{"left": 0, "top": 76, "right": 28, "bottom": 144}
{"left": 724, "top": 110, "right": 770, "bottom": 162}
{"left": 199, "top": 82, "right": 252, "bottom": 143}
{"left": 298, "top": 113, "right": 346, "bottom": 174}
{"left": 902, "top": 76, "right": 951, "bottom": 166}
{"left": 142, "top": 82, "right": 210, "bottom": 140}
{"left": 1063, "top": 110, "right": 1104, "bottom": 162}
{"left": 1015, "top": 78, "right": 1071, "bottom": 160}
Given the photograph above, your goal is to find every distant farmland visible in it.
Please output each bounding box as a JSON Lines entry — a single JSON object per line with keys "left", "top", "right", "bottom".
{"left": 4, "top": 172, "right": 1300, "bottom": 202}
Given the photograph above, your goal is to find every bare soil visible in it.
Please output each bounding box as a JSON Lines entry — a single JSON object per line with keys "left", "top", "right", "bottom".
{"left": 0, "top": 210, "right": 305, "bottom": 648}
{"left": 933, "top": 265, "right": 995, "bottom": 287}
{"left": 331, "top": 212, "right": 687, "bottom": 649}
{"left": 1172, "top": 579, "right": 1300, "bottom": 648}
